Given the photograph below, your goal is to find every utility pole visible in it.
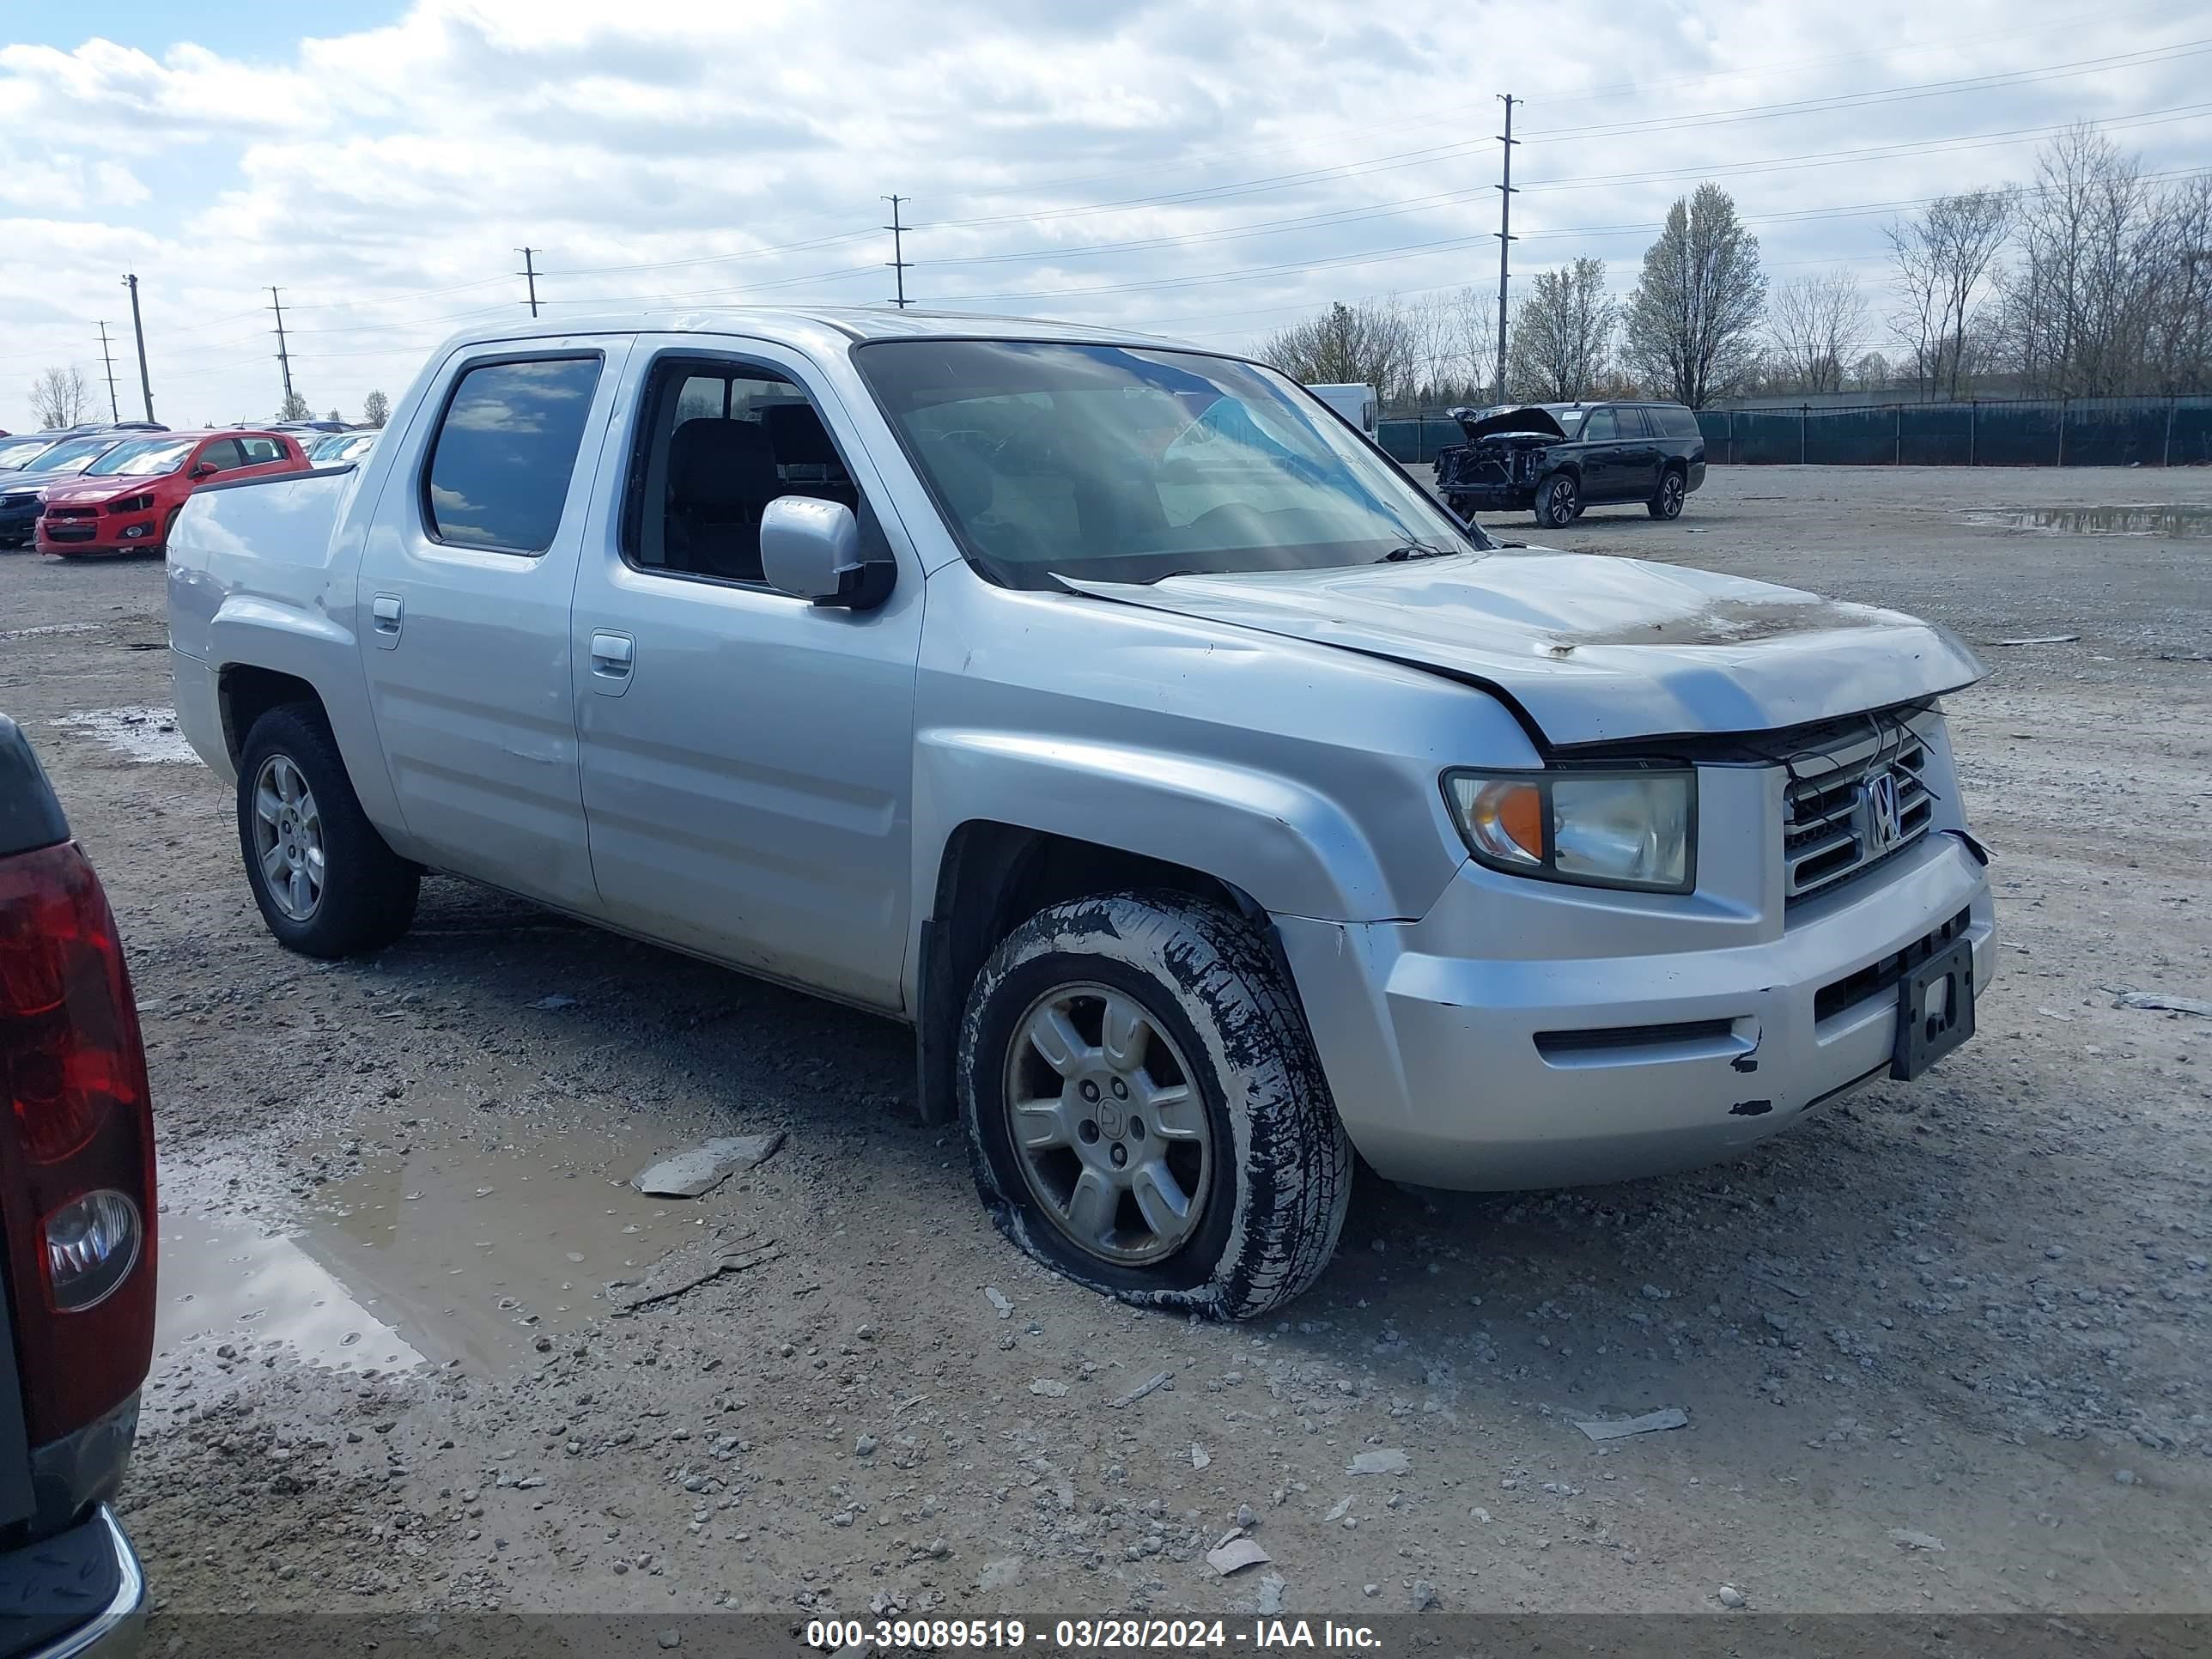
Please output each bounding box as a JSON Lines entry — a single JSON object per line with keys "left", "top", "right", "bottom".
{"left": 269, "top": 287, "right": 295, "bottom": 410}
{"left": 1493, "top": 94, "right": 1518, "bottom": 404}
{"left": 518, "top": 246, "right": 540, "bottom": 319}
{"left": 120, "top": 274, "right": 155, "bottom": 424}
{"left": 883, "top": 195, "right": 913, "bottom": 310}
{"left": 95, "top": 322, "right": 120, "bottom": 422}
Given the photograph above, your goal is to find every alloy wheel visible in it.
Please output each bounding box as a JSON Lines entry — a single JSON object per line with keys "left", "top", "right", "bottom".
{"left": 1001, "top": 982, "right": 1213, "bottom": 1266}
{"left": 252, "top": 754, "right": 326, "bottom": 921}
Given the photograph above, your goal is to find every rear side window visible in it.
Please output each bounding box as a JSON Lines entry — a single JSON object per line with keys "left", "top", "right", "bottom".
{"left": 1657, "top": 405, "right": 1702, "bottom": 438}
{"left": 424, "top": 356, "right": 602, "bottom": 553}
{"left": 1615, "top": 406, "right": 1654, "bottom": 438}
{"left": 237, "top": 436, "right": 285, "bottom": 465}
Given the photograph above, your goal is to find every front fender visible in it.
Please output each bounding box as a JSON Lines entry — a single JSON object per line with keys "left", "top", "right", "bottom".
{"left": 915, "top": 727, "right": 1402, "bottom": 924}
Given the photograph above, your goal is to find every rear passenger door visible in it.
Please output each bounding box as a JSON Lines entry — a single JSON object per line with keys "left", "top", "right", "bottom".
{"left": 353, "top": 339, "right": 629, "bottom": 912}
{"left": 568, "top": 337, "right": 924, "bottom": 1012}
{"left": 1612, "top": 406, "right": 1663, "bottom": 500}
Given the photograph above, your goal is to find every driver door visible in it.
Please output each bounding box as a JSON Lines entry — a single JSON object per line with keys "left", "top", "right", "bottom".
{"left": 569, "top": 337, "right": 926, "bottom": 1012}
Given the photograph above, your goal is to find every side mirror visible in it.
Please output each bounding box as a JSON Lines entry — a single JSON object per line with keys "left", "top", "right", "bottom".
{"left": 189, "top": 462, "right": 216, "bottom": 479}
{"left": 759, "top": 496, "right": 894, "bottom": 610}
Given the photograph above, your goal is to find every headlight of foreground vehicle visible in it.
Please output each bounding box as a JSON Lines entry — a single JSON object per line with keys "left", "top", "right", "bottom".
{"left": 1443, "top": 769, "right": 1695, "bottom": 893}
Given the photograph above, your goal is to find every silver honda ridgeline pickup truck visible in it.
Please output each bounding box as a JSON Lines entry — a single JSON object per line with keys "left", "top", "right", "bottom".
{"left": 167, "top": 308, "right": 1993, "bottom": 1318}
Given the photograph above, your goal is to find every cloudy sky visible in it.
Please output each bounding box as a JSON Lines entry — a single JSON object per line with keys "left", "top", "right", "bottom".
{"left": 2, "top": 0, "right": 2204, "bottom": 431}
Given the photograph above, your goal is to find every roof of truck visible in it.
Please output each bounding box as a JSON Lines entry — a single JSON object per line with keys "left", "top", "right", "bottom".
{"left": 434, "top": 305, "right": 1196, "bottom": 354}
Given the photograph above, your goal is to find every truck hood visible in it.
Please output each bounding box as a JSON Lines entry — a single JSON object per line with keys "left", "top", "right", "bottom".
{"left": 1065, "top": 550, "right": 1986, "bottom": 746}
{"left": 1448, "top": 404, "right": 1570, "bottom": 443}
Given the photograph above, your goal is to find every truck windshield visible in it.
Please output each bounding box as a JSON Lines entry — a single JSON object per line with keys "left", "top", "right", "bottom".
{"left": 84, "top": 438, "right": 196, "bottom": 477}
{"left": 853, "top": 340, "right": 1490, "bottom": 588}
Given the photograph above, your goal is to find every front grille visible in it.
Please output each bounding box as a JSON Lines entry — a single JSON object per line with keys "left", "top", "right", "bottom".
{"left": 0, "top": 493, "right": 34, "bottom": 512}
{"left": 46, "top": 505, "right": 95, "bottom": 520}
{"left": 43, "top": 522, "right": 95, "bottom": 541}
{"left": 1783, "top": 716, "right": 1936, "bottom": 902}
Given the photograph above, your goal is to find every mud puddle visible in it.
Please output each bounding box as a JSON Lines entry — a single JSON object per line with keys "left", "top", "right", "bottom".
{"left": 154, "top": 1116, "right": 720, "bottom": 1388}
{"left": 1962, "top": 505, "right": 2212, "bottom": 537}
{"left": 52, "top": 704, "right": 200, "bottom": 763}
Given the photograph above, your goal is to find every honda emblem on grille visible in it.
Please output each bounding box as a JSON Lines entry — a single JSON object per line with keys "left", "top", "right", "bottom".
{"left": 1863, "top": 769, "right": 1904, "bottom": 851}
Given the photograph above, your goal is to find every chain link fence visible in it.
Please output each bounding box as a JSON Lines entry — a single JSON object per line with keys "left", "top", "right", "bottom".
{"left": 1377, "top": 398, "right": 2212, "bottom": 468}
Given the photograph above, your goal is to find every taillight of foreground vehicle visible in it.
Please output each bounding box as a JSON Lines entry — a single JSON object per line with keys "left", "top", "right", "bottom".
{"left": 0, "top": 840, "right": 156, "bottom": 1443}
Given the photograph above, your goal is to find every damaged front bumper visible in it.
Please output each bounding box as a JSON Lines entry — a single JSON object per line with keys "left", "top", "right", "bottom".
{"left": 1277, "top": 824, "right": 1995, "bottom": 1191}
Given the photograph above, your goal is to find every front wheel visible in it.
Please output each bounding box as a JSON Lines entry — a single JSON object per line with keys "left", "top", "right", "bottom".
{"left": 1648, "top": 468, "right": 1687, "bottom": 520}
{"left": 958, "top": 892, "right": 1352, "bottom": 1320}
{"left": 237, "top": 704, "right": 419, "bottom": 957}
{"left": 1534, "top": 471, "right": 1579, "bottom": 528}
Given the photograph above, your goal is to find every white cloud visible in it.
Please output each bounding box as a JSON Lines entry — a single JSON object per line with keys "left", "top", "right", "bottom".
{"left": 0, "top": 0, "right": 2204, "bottom": 429}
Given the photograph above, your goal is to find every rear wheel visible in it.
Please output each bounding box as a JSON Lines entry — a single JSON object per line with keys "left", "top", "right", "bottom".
{"left": 959, "top": 892, "right": 1351, "bottom": 1320}
{"left": 237, "top": 705, "right": 418, "bottom": 957}
{"left": 1648, "top": 467, "right": 1687, "bottom": 520}
{"left": 1534, "top": 471, "right": 1579, "bottom": 528}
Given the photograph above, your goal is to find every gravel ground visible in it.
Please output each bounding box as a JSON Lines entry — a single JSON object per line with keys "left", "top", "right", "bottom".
{"left": 1, "top": 463, "right": 2208, "bottom": 1621}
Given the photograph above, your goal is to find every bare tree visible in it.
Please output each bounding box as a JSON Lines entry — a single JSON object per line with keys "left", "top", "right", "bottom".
{"left": 1506, "top": 258, "right": 1615, "bottom": 401}
{"left": 29, "top": 365, "right": 91, "bottom": 429}
{"left": 1990, "top": 124, "right": 2208, "bottom": 398}
{"left": 362, "top": 390, "right": 391, "bottom": 428}
{"left": 1620, "top": 184, "right": 1766, "bottom": 407}
{"left": 1886, "top": 188, "right": 2012, "bottom": 399}
{"left": 1257, "top": 301, "right": 1419, "bottom": 402}
{"left": 1849, "top": 349, "right": 1893, "bottom": 392}
{"left": 277, "top": 391, "right": 312, "bottom": 422}
{"left": 1767, "top": 269, "right": 1868, "bottom": 393}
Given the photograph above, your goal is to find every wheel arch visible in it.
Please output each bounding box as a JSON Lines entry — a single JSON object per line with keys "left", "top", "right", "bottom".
{"left": 914, "top": 821, "right": 1298, "bottom": 1127}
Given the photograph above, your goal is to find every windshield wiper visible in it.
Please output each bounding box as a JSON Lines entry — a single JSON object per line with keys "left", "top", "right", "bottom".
{"left": 1380, "top": 541, "right": 1458, "bottom": 562}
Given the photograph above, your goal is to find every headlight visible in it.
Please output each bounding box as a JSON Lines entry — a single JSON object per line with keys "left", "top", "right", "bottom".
{"left": 1443, "top": 768, "right": 1695, "bottom": 893}
{"left": 107, "top": 494, "right": 155, "bottom": 514}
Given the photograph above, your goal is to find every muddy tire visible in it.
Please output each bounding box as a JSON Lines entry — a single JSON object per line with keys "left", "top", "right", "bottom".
{"left": 1534, "top": 471, "right": 1578, "bottom": 528}
{"left": 1648, "top": 466, "right": 1687, "bottom": 520}
{"left": 958, "top": 891, "right": 1352, "bottom": 1320}
{"left": 237, "top": 704, "right": 419, "bottom": 958}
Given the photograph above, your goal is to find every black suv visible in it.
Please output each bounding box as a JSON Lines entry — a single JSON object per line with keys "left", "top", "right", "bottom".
{"left": 1434, "top": 402, "right": 1706, "bottom": 528}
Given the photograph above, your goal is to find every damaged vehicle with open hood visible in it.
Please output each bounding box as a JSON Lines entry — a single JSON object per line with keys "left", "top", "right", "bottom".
{"left": 1436, "top": 400, "right": 1707, "bottom": 527}
{"left": 164, "top": 310, "right": 1990, "bottom": 1321}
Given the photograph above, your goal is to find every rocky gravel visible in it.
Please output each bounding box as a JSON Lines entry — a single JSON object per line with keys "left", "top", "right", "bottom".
{"left": 0, "top": 463, "right": 2205, "bottom": 1620}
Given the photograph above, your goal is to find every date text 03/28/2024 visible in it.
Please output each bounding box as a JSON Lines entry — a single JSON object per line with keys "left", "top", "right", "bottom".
{"left": 803, "top": 1619, "right": 1383, "bottom": 1651}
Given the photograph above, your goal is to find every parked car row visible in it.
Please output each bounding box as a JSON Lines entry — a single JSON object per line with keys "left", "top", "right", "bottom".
{"left": 0, "top": 430, "right": 317, "bottom": 557}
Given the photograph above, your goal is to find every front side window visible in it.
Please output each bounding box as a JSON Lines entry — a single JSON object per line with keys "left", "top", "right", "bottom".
{"left": 424, "top": 356, "right": 602, "bottom": 553}
{"left": 621, "top": 356, "right": 865, "bottom": 585}
{"left": 85, "top": 438, "right": 196, "bottom": 477}
{"left": 1580, "top": 408, "right": 1619, "bottom": 441}
{"left": 194, "top": 440, "right": 243, "bottom": 474}
{"left": 853, "top": 340, "right": 1489, "bottom": 590}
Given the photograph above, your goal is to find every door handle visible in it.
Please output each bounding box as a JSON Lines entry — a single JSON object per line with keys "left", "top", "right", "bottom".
{"left": 370, "top": 592, "right": 402, "bottom": 648}
{"left": 589, "top": 629, "right": 635, "bottom": 696}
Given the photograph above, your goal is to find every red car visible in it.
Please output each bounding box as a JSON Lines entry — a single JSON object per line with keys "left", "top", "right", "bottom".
{"left": 36, "top": 430, "right": 309, "bottom": 559}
